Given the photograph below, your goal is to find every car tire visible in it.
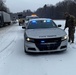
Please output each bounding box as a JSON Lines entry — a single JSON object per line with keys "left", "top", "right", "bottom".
{"left": 62, "top": 49, "right": 67, "bottom": 52}
{"left": 24, "top": 42, "right": 28, "bottom": 53}
{"left": 24, "top": 46, "right": 28, "bottom": 53}
{"left": 24, "top": 49, "right": 28, "bottom": 53}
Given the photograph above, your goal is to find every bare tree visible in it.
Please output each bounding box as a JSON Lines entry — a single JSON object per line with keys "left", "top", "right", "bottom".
{"left": 0, "top": 0, "right": 10, "bottom": 13}
{"left": 74, "top": 0, "right": 76, "bottom": 2}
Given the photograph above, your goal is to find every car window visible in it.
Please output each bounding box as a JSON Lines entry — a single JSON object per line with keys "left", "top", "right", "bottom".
{"left": 27, "top": 20, "right": 57, "bottom": 29}
{"left": 26, "top": 16, "right": 39, "bottom": 21}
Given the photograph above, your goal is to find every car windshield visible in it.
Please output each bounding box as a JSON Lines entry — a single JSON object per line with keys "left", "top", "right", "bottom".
{"left": 26, "top": 16, "right": 38, "bottom": 21}
{"left": 27, "top": 20, "right": 57, "bottom": 29}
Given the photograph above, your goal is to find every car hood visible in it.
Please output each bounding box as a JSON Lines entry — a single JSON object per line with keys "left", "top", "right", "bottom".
{"left": 26, "top": 28, "right": 67, "bottom": 39}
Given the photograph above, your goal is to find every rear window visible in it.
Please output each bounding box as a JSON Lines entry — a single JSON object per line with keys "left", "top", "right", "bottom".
{"left": 26, "top": 16, "right": 38, "bottom": 21}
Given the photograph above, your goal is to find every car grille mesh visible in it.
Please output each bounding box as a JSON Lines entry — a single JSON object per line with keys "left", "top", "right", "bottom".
{"left": 34, "top": 38, "right": 61, "bottom": 51}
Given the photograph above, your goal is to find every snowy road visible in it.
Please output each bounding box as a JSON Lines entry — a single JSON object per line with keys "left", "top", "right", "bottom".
{"left": 0, "top": 21, "right": 76, "bottom": 75}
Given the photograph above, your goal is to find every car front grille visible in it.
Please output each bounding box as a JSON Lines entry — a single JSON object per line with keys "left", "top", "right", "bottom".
{"left": 34, "top": 38, "right": 61, "bottom": 51}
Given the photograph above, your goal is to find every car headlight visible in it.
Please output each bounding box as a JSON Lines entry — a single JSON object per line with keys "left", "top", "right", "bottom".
{"left": 26, "top": 37, "right": 34, "bottom": 42}
{"left": 62, "top": 35, "right": 68, "bottom": 40}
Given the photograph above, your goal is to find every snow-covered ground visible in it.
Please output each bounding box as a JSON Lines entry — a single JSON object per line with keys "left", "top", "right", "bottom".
{"left": 0, "top": 20, "right": 76, "bottom": 75}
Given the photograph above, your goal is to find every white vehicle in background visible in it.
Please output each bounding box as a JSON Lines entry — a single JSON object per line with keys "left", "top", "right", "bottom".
{"left": 0, "top": 11, "right": 11, "bottom": 27}
{"left": 24, "top": 18, "right": 68, "bottom": 53}
{"left": 22, "top": 15, "right": 39, "bottom": 29}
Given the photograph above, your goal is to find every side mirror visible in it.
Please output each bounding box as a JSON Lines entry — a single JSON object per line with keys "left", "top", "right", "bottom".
{"left": 58, "top": 24, "right": 62, "bottom": 27}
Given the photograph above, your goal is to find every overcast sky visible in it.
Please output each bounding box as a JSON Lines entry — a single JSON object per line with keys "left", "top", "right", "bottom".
{"left": 5, "top": 0, "right": 64, "bottom": 13}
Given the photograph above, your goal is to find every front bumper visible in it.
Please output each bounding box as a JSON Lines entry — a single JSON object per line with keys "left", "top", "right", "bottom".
{"left": 24, "top": 39, "right": 68, "bottom": 53}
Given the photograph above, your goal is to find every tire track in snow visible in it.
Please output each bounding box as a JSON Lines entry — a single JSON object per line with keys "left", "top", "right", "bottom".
{"left": 0, "top": 23, "right": 20, "bottom": 61}
{"left": 0, "top": 38, "right": 15, "bottom": 53}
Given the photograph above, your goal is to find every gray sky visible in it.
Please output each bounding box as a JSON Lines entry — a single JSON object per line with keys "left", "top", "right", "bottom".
{"left": 5, "top": 0, "right": 64, "bottom": 13}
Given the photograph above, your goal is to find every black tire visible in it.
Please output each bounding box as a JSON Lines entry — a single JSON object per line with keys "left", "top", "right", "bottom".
{"left": 24, "top": 42, "right": 28, "bottom": 53}
{"left": 19, "top": 22, "right": 21, "bottom": 26}
{"left": 24, "top": 49, "right": 28, "bottom": 53}
{"left": 8, "top": 22, "right": 10, "bottom": 25}
{"left": 19, "top": 24, "right": 20, "bottom": 26}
